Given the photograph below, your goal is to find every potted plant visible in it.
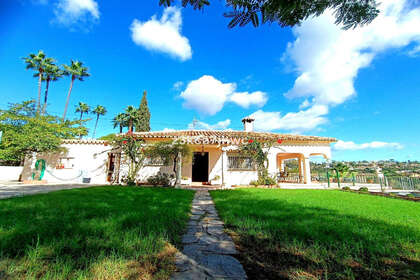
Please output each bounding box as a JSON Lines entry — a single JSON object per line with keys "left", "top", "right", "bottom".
{"left": 210, "top": 175, "right": 221, "bottom": 185}
{"left": 181, "top": 176, "right": 191, "bottom": 185}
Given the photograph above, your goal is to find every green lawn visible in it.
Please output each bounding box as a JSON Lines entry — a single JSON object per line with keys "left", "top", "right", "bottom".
{"left": 211, "top": 189, "right": 420, "bottom": 280}
{"left": 0, "top": 186, "right": 194, "bottom": 280}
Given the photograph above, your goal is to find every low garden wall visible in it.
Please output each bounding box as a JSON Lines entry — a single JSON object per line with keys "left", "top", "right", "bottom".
{"left": 0, "top": 166, "right": 23, "bottom": 181}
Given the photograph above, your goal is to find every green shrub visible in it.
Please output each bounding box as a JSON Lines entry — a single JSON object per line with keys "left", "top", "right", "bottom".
{"left": 147, "top": 172, "right": 173, "bottom": 186}
{"left": 212, "top": 175, "right": 221, "bottom": 181}
{"left": 249, "top": 180, "right": 259, "bottom": 186}
{"left": 406, "top": 193, "right": 415, "bottom": 198}
{"left": 258, "top": 176, "right": 277, "bottom": 186}
{"left": 342, "top": 186, "right": 351, "bottom": 191}
{"left": 358, "top": 187, "right": 369, "bottom": 192}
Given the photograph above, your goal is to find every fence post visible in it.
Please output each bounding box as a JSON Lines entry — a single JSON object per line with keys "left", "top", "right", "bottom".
{"left": 326, "top": 170, "right": 330, "bottom": 188}
{"left": 333, "top": 168, "right": 340, "bottom": 189}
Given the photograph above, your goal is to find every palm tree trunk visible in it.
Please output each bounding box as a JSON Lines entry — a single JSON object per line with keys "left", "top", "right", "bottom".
{"left": 129, "top": 120, "right": 133, "bottom": 132}
{"left": 63, "top": 76, "right": 75, "bottom": 120}
{"left": 93, "top": 114, "right": 99, "bottom": 139}
{"left": 41, "top": 78, "right": 50, "bottom": 115}
{"left": 37, "top": 72, "right": 42, "bottom": 114}
{"left": 119, "top": 125, "right": 123, "bottom": 133}
{"left": 79, "top": 112, "right": 84, "bottom": 140}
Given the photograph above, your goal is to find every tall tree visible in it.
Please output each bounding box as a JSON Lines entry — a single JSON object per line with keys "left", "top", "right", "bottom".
{"left": 62, "top": 60, "right": 90, "bottom": 120}
{"left": 75, "top": 102, "right": 90, "bottom": 139}
{"left": 136, "top": 90, "right": 151, "bottom": 132}
{"left": 159, "top": 0, "right": 379, "bottom": 29}
{"left": 92, "top": 105, "right": 107, "bottom": 139}
{"left": 22, "top": 50, "right": 48, "bottom": 113}
{"left": 41, "top": 61, "right": 63, "bottom": 115}
{"left": 75, "top": 102, "right": 90, "bottom": 120}
{"left": 113, "top": 113, "right": 127, "bottom": 133}
{"left": 124, "top": 105, "right": 138, "bottom": 133}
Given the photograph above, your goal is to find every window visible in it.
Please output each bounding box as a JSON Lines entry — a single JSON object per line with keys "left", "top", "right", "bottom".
{"left": 228, "top": 155, "right": 255, "bottom": 170}
{"left": 56, "top": 157, "right": 75, "bottom": 169}
{"left": 144, "top": 156, "right": 165, "bottom": 166}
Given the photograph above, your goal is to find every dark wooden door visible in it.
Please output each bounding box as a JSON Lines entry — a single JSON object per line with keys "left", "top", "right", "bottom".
{"left": 192, "top": 152, "right": 209, "bottom": 182}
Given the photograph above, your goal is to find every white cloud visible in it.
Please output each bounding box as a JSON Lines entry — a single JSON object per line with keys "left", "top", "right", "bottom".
{"left": 284, "top": 1, "right": 420, "bottom": 106}
{"left": 173, "top": 81, "right": 184, "bottom": 91}
{"left": 250, "top": 105, "right": 328, "bottom": 133}
{"left": 229, "top": 91, "right": 267, "bottom": 108}
{"left": 130, "top": 7, "right": 192, "bottom": 61}
{"left": 181, "top": 75, "right": 235, "bottom": 115}
{"left": 54, "top": 0, "right": 99, "bottom": 27}
{"left": 188, "top": 119, "right": 231, "bottom": 130}
{"left": 180, "top": 75, "right": 268, "bottom": 115}
{"left": 334, "top": 140, "right": 403, "bottom": 151}
{"left": 162, "top": 128, "right": 176, "bottom": 132}
{"left": 277, "top": 0, "right": 420, "bottom": 131}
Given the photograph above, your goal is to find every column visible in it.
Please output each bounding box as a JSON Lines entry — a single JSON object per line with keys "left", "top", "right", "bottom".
{"left": 175, "top": 152, "right": 182, "bottom": 188}
{"left": 303, "top": 157, "right": 311, "bottom": 184}
{"left": 221, "top": 149, "right": 228, "bottom": 187}
{"left": 298, "top": 157, "right": 303, "bottom": 183}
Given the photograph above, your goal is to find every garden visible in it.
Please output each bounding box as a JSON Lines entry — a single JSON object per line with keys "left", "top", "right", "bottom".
{"left": 0, "top": 186, "right": 194, "bottom": 280}
{"left": 211, "top": 188, "right": 420, "bottom": 280}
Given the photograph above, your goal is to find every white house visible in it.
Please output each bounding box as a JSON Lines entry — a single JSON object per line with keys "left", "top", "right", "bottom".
{"left": 22, "top": 117, "right": 337, "bottom": 186}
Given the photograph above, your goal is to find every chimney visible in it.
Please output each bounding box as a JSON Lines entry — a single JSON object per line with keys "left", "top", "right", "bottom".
{"left": 241, "top": 116, "right": 255, "bottom": 132}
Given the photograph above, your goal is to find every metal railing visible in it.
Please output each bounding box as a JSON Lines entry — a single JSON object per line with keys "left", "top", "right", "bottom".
{"left": 311, "top": 172, "right": 420, "bottom": 190}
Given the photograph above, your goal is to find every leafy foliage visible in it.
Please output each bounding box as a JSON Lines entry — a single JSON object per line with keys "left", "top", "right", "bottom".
{"left": 0, "top": 101, "right": 87, "bottom": 165}
{"left": 147, "top": 172, "right": 174, "bottom": 186}
{"left": 112, "top": 113, "right": 128, "bottom": 133}
{"left": 240, "top": 139, "right": 273, "bottom": 183}
{"left": 146, "top": 140, "right": 192, "bottom": 184}
{"left": 75, "top": 102, "right": 90, "bottom": 120}
{"left": 112, "top": 133, "right": 146, "bottom": 185}
{"left": 160, "top": 0, "right": 379, "bottom": 29}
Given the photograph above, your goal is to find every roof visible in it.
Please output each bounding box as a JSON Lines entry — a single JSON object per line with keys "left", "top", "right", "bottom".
{"left": 62, "top": 139, "right": 108, "bottom": 145}
{"left": 131, "top": 130, "right": 337, "bottom": 143}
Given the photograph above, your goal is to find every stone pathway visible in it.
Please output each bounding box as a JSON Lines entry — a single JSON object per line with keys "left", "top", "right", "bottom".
{"left": 172, "top": 190, "right": 247, "bottom": 280}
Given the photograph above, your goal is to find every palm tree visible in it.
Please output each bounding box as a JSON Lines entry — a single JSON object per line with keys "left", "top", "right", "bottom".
{"left": 75, "top": 102, "right": 90, "bottom": 120}
{"left": 113, "top": 113, "right": 127, "bottom": 133}
{"left": 23, "top": 50, "right": 47, "bottom": 113}
{"left": 92, "top": 105, "right": 107, "bottom": 139}
{"left": 41, "top": 60, "right": 63, "bottom": 115}
{"left": 62, "top": 60, "right": 90, "bottom": 120}
{"left": 124, "top": 105, "right": 138, "bottom": 132}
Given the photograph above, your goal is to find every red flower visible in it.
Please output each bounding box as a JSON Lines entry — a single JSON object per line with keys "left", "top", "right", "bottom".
{"left": 122, "top": 140, "right": 128, "bottom": 144}
{"left": 248, "top": 139, "right": 254, "bottom": 143}
{"left": 277, "top": 139, "right": 283, "bottom": 144}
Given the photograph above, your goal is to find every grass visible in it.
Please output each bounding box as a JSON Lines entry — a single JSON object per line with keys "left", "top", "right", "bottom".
{"left": 211, "top": 189, "right": 420, "bottom": 280}
{"left": 0, "top": 186, "right": 194, "bottom": 280}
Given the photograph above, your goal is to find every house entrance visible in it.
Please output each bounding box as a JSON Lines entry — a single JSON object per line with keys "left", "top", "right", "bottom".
{"left": 192, "top": 152, "right": 209, "bottom": 182}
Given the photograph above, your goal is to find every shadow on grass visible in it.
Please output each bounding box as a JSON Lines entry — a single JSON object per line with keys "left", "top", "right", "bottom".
{"left": 211, "top": 189, "right": 420, "bottom": 280}
{"left": 0, "top": 186, "right": 194, "bottom": 279}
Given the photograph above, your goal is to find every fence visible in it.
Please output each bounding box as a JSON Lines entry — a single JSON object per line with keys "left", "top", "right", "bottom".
{"left": 381, "top": 176, "right": 420, "bottom": 190}
{"left": 311, "top": 172, "right": 420, "bottom": 190}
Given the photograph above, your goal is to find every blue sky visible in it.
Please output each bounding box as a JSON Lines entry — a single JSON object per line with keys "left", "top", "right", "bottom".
{"left": 1, "top": 0, "right": 419, "bottom": 161}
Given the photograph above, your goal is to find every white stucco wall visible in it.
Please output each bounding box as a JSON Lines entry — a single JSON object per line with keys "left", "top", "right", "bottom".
{"left": 22, "top": 142, "right": 111, "bottom": 184}
{"left": 0, "top": 166, "right": 24, "bottom": 181}
{"left": 20, "top": 140, "right": 333, "bottom": 186}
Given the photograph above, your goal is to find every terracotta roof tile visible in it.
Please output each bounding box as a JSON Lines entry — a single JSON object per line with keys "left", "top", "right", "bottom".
{"left": 130, "top": 130, "right": 337, "bottom": 143}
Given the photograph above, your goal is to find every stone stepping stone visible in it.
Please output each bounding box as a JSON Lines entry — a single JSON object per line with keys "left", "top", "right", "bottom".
{"left": 172, "top": 190, "right": 247, "bottom": 280}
